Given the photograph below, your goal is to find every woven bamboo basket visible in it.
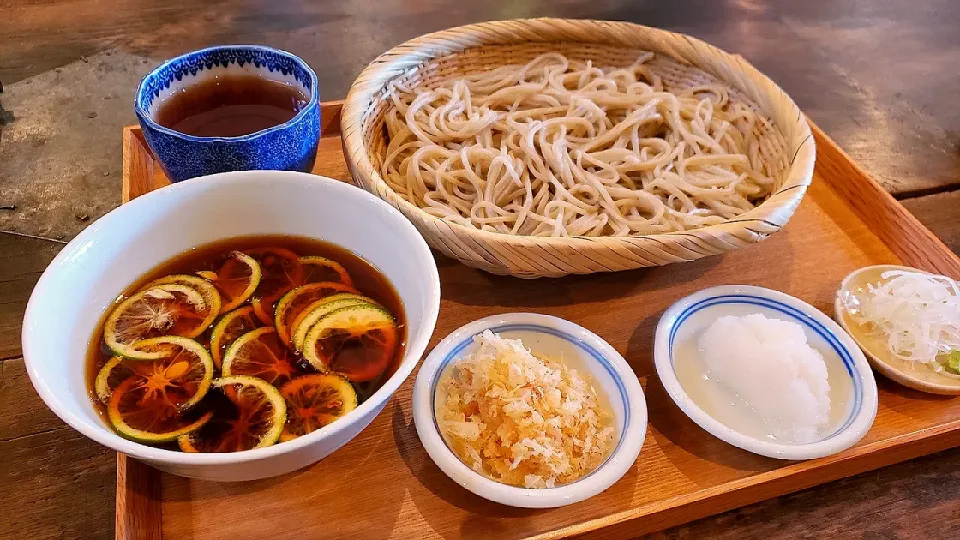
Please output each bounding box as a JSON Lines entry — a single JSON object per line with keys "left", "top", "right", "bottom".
{"left": 341, "top": 18, "right": 815, "bottom": 278}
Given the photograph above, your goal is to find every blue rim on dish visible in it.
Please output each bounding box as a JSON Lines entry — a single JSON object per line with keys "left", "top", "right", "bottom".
{"left": 429, "top": 323, "right": 630, "bottom": 483}
{"left": 412, "top": 312, "right": 647, "bottom": 508}
{"left": 667, "top": 294, "right": 862, "bottom": 439}
{"left": 135, "top": 45, "right": 320, "bottom": 143}
{"left": 654, "top": 285, "right": 878, "bottom": 461}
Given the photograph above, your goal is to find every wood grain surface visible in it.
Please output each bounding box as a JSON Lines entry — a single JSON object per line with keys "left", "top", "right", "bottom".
{"left": 1, "top": 1, "right": 959, "bottom": 539}
{"left": 3, "top": 0, "right": 958, "bottom": 198}
{"left": 109, "top": 116, "right": 960, "bottom": 539}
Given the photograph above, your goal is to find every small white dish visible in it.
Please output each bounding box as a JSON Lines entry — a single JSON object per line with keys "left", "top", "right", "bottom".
{"left": 654, "top": 285, "right": 878, "bottom": 460}
{"left": 412, "top": 313, "right": 647, "bottom": 508}
{"left": 22, "top": 171, "right": 441, "bottom": 481}
{"left": 836, "top": 265, "right": 960, "bottom": 395}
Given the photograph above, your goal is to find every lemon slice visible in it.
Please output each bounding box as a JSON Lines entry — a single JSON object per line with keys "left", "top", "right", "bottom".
{"left": 301, "top": 304, "right": 399, "bottom": 382}
{"left": 104, "top": 282, "right": 217, "bottom": 360}
{"left": 290, "top": 294, "right": 376, "bottom": 351}
{"left": 279, "top": 374, "right": 357, "bottom": 442}
{"left": 222, "top": 327, "right": 302, "bottom": 387}
{"left": 274, "top": 282, "right": 359, "bottom": 344}
{"left": 177, "top": 375, "right": 286, "bottom": 453}
{"left": 299, "top": 255, "right": 353, "bottom": 287}
{"left": 209, "top": 306, "right": 261, "bottom": 369}
{"left": 204, "top": 251, "right": 262, "bottom": 313}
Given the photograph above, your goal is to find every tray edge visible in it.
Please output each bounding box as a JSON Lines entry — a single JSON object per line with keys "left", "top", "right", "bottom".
{"left": 115, "top": 111, "right": 960, "bottom": 540}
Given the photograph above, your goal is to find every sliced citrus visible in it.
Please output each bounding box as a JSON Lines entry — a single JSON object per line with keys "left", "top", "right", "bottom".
{"left": 245, "top": 248, "right": 303, "bottom": 324}
{"left": 274, "top": 282, "right": 359, "bottom": 344}
{"left": 146, "top": 274, "right": 222, "bottom": 316}
{"left": 109, "top": 377, "right": 214, "bottom": 443}
{"left": 209, "top": 306, "right": 261, "bottom": 369}
{"left": 125, "top": 336, "right": 214, "bottom": 405}
{"left": 222, "top": 327, "right": 302, "bottom": 387}
{"left": 177, "top": 375, "right": 286, "bottom": 453}
{"left": 204, "top": 251, "right": 262, "bottom": 313}
{"left": 98, "top": 337, "right": 213, "bottom": 411}
{"left": 290, "top": 294, "right": 377, "bottom": 351}
{"left": 104, "top": 282, "right": 217, "bottom": 360}
{"left": 299, "top": 255, "right": 353, "bottom": 287}
{"left": 250, "top": 298, "right": 274, "bottom": 327}
{"left": 279, "top": 374, "right": 357, "bottom": 442}
{"left": 95, "top": 356, "right": 131, "bottom": 404}
{"left": 301, "top": 305, "right": 399, "bottom": 382}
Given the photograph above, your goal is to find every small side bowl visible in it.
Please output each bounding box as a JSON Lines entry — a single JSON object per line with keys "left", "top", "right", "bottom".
{"left": 135, "top": 45, "right": 321, "bottom": 182}
{"left": 412, "top": 313, "right": 647, "bottom": 508}
{"left": 836, "top": 265, "right": 960, "bottom": 395}
{"left": 654, "top": 285, "right": 878, "bottom": 460}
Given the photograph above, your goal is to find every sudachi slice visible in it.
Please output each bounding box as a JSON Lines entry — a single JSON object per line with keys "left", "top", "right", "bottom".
{"left": 177, "top": 375, "right": 286, "bottom": 453}
{"left": 274, "top": 282, "right": 359, "bottom": 344}
{"left": 104, "top": 282, "right": 217, "bottom": 360}
{"left": 109, "top": 378, "right": 214, "bottom": 443}
{"left": 245, "top": 248, "right": 303, "bottom": 324}
{"left": 301, "top": 304, "right": 399, "bottom": 382}
{"left": 209, "top": 306, "right": 261, "bottom": 369}
{"left": 222, "top": 327, "right": 302, "bottom": 387}
{"left": 205, "top": 251, "right": 262, "bottom": 313}
{"left": 124, "top": 336, "right": 214, "bottom": 408}
{"left": 290, "top": 294, "right": 376, "bottom": 352}
{"left": 279, "top": 374, "right": 357, "bottom": 442}
{"left": 94, "top": 356, "right": 131, "bottom": 404}
{"left": 98, "top": 337, "right": 213, "bottom": 407}
{"left": 298, "top": 255, "right": 353, "bottom": 287}
{"left": 106, "top": 337, "right": 215, "bottom": 442}
{"left": 145, "top": 274, "right": 222, "bottom": 318}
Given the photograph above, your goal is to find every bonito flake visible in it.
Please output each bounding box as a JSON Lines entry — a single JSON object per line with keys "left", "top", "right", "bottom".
{"left": 436, "top": 330, "right": 616, "bottom": 488}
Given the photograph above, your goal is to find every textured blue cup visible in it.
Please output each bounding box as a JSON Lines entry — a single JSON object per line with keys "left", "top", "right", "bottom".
{"left": 135, "top": 45, "right": 321, "bottom": 182}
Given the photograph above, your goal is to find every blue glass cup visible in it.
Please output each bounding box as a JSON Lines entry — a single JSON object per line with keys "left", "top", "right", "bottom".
{"left": 135, "top": 45, "right": 321, "bottom": 182}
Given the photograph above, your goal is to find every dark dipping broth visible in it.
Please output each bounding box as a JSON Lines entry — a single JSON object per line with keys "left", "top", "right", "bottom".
{"left": 87, "top": 235, "right": 405, "bottom": 453}
{"left": 155, "top": 75, "right": 308, "bottom": 137}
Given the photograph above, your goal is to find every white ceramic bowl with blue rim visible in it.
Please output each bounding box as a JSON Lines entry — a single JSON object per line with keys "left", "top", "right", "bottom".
{"left": 412, "top": 313, "right": 647, "bottom": 508}
{"left": 654, "top": 285, "right": 878, "bottom": 460}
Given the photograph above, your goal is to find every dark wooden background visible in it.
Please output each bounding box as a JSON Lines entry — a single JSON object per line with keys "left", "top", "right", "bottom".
{"left": 1, "top": 1, "right": 959, "bottom": 538}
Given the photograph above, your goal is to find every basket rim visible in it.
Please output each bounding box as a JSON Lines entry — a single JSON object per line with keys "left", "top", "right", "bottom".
{"left": 340, "top": 17, "right": 816, "bottom": 249}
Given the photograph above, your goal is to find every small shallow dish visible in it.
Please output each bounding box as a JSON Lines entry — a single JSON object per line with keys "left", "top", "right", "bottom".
{"left": 836, "top": 265, "right": 960, "bottom": 395}
{"left": 654, "top": 285, "right": 878, "bottom": 460}
{"left": 412, "top": 313, "right": 647, "bottom": 508}
{"left": 22, "top": 171, "right": 440, "bottom": 481}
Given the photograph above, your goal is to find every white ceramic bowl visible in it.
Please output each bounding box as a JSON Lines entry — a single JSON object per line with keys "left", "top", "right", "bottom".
{"left": 22, "top": 171, "right": 441, "bottom": 481}
{"left": 654, "top": 285, "right": 878, "bottom": 460}
{"left": 413, "top": 313, "right": 647, "bottom": 508}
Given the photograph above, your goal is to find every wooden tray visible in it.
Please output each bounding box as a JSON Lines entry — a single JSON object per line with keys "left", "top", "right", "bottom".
{"left": 117, "top": 101, "right": 960, "bottom": 540}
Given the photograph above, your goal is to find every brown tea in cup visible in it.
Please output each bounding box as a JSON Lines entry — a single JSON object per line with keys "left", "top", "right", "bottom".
{"left": 155, "top": 75, "right": 308, "bottom": 137}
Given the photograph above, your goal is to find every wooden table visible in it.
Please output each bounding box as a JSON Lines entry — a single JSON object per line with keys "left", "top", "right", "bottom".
{"left": 1, "top": 1, "right": 958, "bottom": 538}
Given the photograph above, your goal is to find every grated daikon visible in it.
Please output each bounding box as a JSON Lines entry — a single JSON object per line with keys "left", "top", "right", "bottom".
{"left": 698, "top": 314, "right": 831, "bottom": 444}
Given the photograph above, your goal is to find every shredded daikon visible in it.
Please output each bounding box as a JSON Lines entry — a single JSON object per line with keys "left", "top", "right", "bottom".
{"left": 435, "top": 330, "right": 616, "bottom": 488}
{"left": 841, "top": 270, "right": 960, "bottom": 368}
